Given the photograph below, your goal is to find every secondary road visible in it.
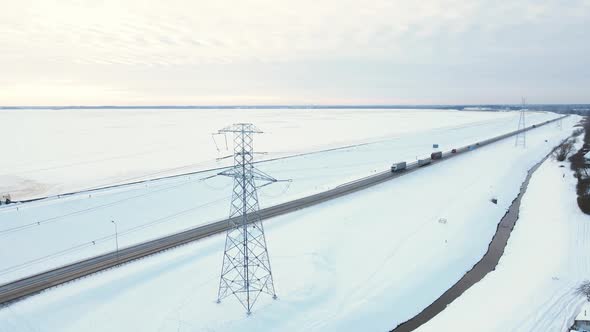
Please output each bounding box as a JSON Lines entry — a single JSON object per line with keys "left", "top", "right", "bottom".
{"left": 0, "top": 115, "right": 568, "bottom": 306}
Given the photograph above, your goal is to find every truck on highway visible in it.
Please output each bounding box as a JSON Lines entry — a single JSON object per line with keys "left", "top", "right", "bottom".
{"left": 391, "top": 162, "right": 407, "bottom": 173}
{"left": 418, "top": 158, "right": 431, "bottom": 167}
{"left": 431, "top": 151, "right": 443, "bottom": 160}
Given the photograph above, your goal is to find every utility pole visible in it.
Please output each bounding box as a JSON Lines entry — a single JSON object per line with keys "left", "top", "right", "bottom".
{"left": 111, "top": 220, "right": 119, "bottom": 262}
{"left": 515, "top": 97, "right": 527, "bottom": 148}
{"left": 214, "top": 123, "right": 282, "bottom": 314}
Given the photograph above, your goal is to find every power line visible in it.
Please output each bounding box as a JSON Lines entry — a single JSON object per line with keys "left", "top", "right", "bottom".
{"left": 515, "top": 97, "right": 527, "bottom": 148}
{"left": 556, "top": 116, "right": 563, "bottom": 130}
{"left": 0, "top": 196, "right": 231, "bottom": 277}
{"left": 0, "top": 176, "right": 211, "bottom": 236}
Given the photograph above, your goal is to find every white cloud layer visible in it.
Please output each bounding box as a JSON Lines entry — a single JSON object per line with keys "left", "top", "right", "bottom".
{"left": 0, "top": 0, "right": 589, "bottom": 105}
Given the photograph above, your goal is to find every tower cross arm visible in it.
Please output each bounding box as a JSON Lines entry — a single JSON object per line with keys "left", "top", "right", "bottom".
{"left": 218, "top": 123, "right": 263, "bottom": 134}
{"left": 250, "top": 168, "right": 277, "bottom": 183}
{"left": 216, "top": 167, "right": 289, "bottom": 183}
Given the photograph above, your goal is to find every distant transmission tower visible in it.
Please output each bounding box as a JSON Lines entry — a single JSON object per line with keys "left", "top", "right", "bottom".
{"left": 515, "top": 97, "right": 527, "bottom": 148}
{"left": 215, "top": 123, "right": 281, "bottom": 314}
{"left": 556, "top": 116, "right": 563, "bottom": 130}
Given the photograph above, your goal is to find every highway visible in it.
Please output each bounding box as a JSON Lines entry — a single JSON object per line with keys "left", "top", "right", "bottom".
{"left": 0, "top": 115, "right": 568, "bottom": 306}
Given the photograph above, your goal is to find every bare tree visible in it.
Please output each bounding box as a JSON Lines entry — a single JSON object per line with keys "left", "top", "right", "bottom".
{"left": 553, "top": 139, "right": 577, "bottom": 162}
{"left": 577, "top": 280, "right": 590, "bottom": 301}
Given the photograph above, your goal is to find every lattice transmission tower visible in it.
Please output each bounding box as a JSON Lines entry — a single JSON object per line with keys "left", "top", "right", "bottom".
{"left": 214, "top": 123, "right": 281, "bottom": 314}
{"left": 515, "top": 97, "right": 527, "bottom": 148}
{"left": 556, "top": 116, "right": 563, "bottom": 130}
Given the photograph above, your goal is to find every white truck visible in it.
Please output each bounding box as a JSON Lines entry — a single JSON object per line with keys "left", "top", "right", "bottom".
{"left": 391, "top": 162, "right": 407, "bottom": 172}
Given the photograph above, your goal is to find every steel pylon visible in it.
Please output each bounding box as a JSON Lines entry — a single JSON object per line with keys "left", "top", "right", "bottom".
{"left": 215, "top": 123, "right": 278, "bottom": 314}
{"left": 515, "top": 98, "right": 527, "bottom": 148}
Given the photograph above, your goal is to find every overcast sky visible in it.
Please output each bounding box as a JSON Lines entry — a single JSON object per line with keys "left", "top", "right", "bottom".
{"left": 1, "top": 0, "right": 589, "bottom": 106}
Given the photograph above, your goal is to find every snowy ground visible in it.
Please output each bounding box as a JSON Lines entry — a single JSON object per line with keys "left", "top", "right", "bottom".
{"left": 0, "top": 111, "right": 560, "bottom": 284}
{"left": 416, "top": 137, "right": 590, "bottom": 332}
{"left": 0, "top": 108, "right": 540, "bottom": 200}
{"left": 0, "top": 115, "right": 579, "bottom": 332}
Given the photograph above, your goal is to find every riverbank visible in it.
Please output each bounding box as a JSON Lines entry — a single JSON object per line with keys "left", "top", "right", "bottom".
{"left": 415, "top": 138, "right": 590, "bottom": 331}
{"left": 392, "top": 139, "right": 565, "bottom": 331}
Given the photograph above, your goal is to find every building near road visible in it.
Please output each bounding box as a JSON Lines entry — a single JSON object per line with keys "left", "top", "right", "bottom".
{"left": 0, "top": 193, "right": 10, "bottom": 205}
{"left": 571, "top": 303, "right": 590, "bottom": 332}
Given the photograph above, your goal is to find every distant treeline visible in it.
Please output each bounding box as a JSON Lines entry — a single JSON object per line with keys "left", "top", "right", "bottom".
{"left": 1, "top": 104, "right": 588, "bottom": 114}
{"left": 569, "top": 117, "right": 590, "bottom": 214}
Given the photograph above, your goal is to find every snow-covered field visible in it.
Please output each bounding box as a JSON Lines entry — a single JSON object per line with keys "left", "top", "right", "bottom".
{"left": 0, "top": 108, "right": 545, "bottom": 200}
{"left": 0, "top": 110, "right": 560, "bottom": 284}
{"left": 0, "top": 114, "right": 579, "bottom": 332}
{"left": 416, "top": 139, "right": 590, "bottom": 332}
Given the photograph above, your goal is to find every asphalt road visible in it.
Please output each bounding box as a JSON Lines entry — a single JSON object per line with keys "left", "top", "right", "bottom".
{"left": 0, "top": 115, "right": 568, "bottom": 306}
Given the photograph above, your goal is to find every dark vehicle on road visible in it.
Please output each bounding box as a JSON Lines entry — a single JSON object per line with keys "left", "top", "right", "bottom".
{"left": 431, "top": 151, "right": 443, "bottom": 160}
{"left": 451, "top": 148, "right": 457, "bottom": 153}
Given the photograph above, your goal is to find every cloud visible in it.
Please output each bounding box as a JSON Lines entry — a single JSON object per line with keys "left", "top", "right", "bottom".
{"left": 0, "top": 0, "right": 588, "bottom": 105}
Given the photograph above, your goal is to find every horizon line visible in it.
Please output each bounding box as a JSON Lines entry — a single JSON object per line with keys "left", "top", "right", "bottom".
{"left": 1, "top": 103, "right": 589, "bottom": 110}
